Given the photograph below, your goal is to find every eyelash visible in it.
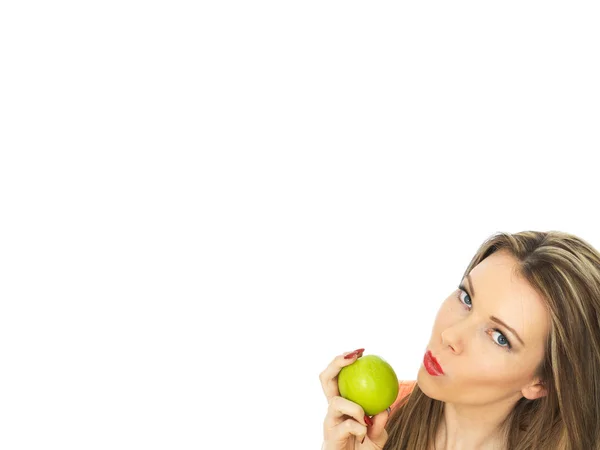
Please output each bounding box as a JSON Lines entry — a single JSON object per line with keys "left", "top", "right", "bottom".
{"left": 456, "top": 285, "right": 512, "bottom": 351}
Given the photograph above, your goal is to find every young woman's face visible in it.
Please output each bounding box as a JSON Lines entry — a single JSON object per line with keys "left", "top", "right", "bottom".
{"left": 418, "top": 250, "right": 550, "bottom": 405}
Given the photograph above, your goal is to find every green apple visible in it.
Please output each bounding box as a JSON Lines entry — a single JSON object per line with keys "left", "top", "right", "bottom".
{"left": 338, "top": 354, "right": 399, "bottom": 416}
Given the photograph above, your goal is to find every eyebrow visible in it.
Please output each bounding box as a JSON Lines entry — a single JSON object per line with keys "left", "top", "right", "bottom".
{"left": 464, "top": 274, "right": 526, "bottom": 347}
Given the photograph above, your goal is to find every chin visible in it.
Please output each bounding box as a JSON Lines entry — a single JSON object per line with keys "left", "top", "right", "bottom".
{"left": 416, "top": 367, "right": 444, "bottom": 400}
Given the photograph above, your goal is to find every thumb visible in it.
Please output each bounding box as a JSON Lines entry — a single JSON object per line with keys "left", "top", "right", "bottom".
{"left": 366, "top": 407, "right": 391, "bottom": 447}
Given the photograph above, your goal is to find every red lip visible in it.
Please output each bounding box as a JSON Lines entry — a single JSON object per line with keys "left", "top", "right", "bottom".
{"left": 424, "top": 350, "right": 444, "bottom": 376}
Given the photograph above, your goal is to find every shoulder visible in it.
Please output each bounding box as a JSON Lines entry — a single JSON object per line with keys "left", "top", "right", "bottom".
{"left": 397, "top": 380, "right": 417, "bottom": 399}
{"left": 390, "top": 380, "right": 417, "bottom": 412}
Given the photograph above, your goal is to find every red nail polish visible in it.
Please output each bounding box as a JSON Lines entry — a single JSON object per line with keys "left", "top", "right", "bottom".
{"left": 344, "top": 348, "right": 365, "bottom": 359}
{"left": 364, "top": 415, "right": 373, "bottom": 426}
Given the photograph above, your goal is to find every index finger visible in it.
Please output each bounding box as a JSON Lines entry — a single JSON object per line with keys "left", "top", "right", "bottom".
{"left": 319, "top": 348, "right": 365, "bottom": 402}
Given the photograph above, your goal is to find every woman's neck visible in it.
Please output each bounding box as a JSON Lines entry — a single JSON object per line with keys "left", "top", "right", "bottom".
{"left": 433, "top": 399, "right": 512, "bottom": 450}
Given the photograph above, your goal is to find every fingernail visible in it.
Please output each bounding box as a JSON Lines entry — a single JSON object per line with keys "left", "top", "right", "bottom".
{"left": 386, "top": 407, "right": 391, "bottom": 414}
{"left": 364, "top": 415, "right": 373, "bottom": 426}
{"left": 344, "top": 348, "right": 365, "bottom": 359}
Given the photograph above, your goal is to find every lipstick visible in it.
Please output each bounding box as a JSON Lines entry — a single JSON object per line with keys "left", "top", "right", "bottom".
{"left": 424, "top": 350, "right": 444, "bottom": 376}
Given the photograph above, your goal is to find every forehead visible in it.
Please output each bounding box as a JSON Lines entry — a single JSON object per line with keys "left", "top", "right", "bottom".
{"left": 468, "top": 251, "right": 550, "bottom": 344}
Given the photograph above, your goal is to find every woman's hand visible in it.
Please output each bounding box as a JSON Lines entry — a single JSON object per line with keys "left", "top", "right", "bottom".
{"left": 319, "top": 349, "right": 390, "bottom": 450}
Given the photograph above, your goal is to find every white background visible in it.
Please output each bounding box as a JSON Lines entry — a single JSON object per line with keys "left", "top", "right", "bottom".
{"left": 1, "top": 1, "right": 599, "bottom": 449}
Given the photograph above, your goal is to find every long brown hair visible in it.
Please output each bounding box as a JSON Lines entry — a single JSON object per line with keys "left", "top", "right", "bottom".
{"left": 384, "top": 230, "right": 600, "bottom": 450}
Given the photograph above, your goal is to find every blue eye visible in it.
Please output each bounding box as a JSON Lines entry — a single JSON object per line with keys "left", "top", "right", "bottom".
{"left": 457, "top": 288, "right": 472, "bottom": 307}
{"left": 490, "top": 330, "right": 510, "bottom": 348}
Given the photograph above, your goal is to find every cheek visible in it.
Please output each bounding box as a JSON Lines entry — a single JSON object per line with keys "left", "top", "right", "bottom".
{"left": 467, "top": 358, "right": 504, "bottom": 378}
{"left": 463, "top": 363, "right": 530, "bottom": 395}
{"left": 457, "top": 345, "right": 526, "bottom": 386}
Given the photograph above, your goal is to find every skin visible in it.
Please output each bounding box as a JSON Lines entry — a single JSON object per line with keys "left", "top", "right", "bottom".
{"left": 417, "top": 250, "right": 551, "bottom": 450}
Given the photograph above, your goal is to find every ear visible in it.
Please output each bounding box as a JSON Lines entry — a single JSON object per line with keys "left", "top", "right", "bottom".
{"left": 522, "top": 380, "right": 548, "bottom": 400}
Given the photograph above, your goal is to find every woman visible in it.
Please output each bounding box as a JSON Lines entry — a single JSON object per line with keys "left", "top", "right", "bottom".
{"left": 319, "top": 230, "right": 600, "bottom": 450}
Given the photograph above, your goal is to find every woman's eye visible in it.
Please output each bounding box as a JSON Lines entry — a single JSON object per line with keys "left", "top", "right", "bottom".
{"left": 490, "top": 330, "right": 511, "bottom": 349}
{"left": 457, "top": 288, "right": 472, "bottom": 307}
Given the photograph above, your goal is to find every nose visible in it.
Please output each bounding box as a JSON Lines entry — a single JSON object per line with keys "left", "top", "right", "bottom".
{"left": 441, "top": 325, "right": 464, "bottom": 355}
